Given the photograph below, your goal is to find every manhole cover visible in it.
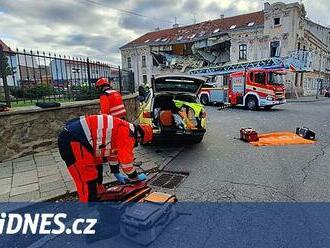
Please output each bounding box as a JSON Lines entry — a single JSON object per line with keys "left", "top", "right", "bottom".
{"left": 150, "top": 172, "right": 188, "bottom": 189}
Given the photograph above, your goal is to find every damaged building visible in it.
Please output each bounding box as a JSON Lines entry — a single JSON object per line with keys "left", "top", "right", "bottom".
{"left": 120, "top": 2, "right": 330, "bottom": 96}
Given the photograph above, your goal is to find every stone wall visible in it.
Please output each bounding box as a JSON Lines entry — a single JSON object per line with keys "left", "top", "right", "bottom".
{"left": 0, "top": 94, "right": 139, "bottom": 162}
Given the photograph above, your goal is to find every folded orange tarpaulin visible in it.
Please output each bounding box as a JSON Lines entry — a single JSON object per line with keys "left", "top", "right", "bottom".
{"left": 250, "top": 132, "right": 316, "bottom": 147}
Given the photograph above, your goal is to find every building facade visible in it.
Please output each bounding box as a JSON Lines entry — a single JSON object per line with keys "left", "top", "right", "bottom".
{"left": 120, "top": 2, "right": 330, "bottom": 96}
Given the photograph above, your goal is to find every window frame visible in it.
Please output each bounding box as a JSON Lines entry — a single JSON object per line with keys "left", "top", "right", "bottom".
{"left": 127, "top": 57, "right": 132, "bottom": 69}
{"left": 142, "top": 55, "right": 146, "bottom": 68}
{"left": 239, "top": 44, "right": 247, "bottom": 60}
{"left": 274, "top": 17, "right": 281, "bottom": 26}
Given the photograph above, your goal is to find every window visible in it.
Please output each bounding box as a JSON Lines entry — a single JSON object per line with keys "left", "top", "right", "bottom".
{"left": 142, "top": 75, "right": 147, "bottom": 85}
{"left": 274, "top": 17, "right": 280, "bottom": 26}
{"left": 270, "top": 41, "right": 280, "bottom": 57}
{"left": 142, "top": 55, "right": 146, "bottom": 68}
{"left": 254, "top": 72, "right": 266, "bottom": 85}
{"left": 127, "top": 57, "right": 132, "bottom": 69}
{"left": 239, "top": 44, "right": 247, "bottom": 60}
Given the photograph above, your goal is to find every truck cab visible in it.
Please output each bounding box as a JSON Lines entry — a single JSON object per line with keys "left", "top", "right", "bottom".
{"left": 228, "top": 69, "right": 286, "bottom": 110}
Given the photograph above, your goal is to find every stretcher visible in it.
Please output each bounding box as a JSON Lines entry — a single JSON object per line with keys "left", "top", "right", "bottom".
{"left": 99, "top": 181, "right": 151, "bottom": 202}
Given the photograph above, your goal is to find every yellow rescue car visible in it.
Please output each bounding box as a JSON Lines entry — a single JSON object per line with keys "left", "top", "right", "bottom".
{"left": 139, "top": 74, "right": 207, "bottom": 143}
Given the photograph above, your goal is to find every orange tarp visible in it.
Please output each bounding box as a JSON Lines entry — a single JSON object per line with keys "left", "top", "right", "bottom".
{"left": 250, "top": 132, "right": 316, "bottom": 147}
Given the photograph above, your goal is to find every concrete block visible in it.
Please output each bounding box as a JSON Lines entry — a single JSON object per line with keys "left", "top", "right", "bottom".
{"left": 40, "top": 180, "right": 65, "bottom": 193}
{"left": 37, "top": 165, "right": 59, "bottom": 177}
{"left": 0, "top": 177, "right": 11, "bottom": 194}
{"left": 12, "top": 155, "right": 34, "bottom": 163}
{"left": 41, "top": 187, "right": 67, "bottom": 199}
{"left": 0, "top": 166, "right": 12, "bottom": 179}
{"left": 12, "top": 170, "right": 38, "bottom": 187}
{"left": 141, "top": 161, "right": 158, "bottom": 171}
{"left": 39, "top": 174, "right": 62, "bottom": 185}
{"left": 10, "top": 183, "right": 39, "bottom": 197}
{"left": 10, "top": 190, "right": 40, "bottom": 201}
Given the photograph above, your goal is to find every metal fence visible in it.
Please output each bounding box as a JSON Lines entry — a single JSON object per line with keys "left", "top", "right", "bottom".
{"left": 0, "top": 46, "right": 135, "bottom": 107}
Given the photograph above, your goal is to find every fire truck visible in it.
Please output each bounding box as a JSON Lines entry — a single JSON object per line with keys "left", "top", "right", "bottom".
{"left": 190, "top": 58, "right": 289, "bottom": 110}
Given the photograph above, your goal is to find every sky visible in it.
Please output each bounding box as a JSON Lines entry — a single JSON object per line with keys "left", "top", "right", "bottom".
{"left": 0, "top": 0, "right": 329, "bottom": 65}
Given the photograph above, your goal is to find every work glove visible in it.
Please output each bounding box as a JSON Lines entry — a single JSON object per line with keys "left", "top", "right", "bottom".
{"left": 114, "top": 173, "right": 129, "bottom": 184}
{"left": 137, "top": 173, "right": 147, "bottom": 181}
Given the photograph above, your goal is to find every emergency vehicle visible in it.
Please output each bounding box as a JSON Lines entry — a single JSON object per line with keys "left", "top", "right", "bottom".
{"left": 190, "top": 57, "right": 288, "bottom": 110}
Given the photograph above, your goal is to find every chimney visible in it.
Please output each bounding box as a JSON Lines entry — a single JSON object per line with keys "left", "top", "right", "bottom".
{"left": 173, "top": 23, "right": 179, "bottom": 28}
{"left": 220, "top": 14, "right": 225, "bottom": 19}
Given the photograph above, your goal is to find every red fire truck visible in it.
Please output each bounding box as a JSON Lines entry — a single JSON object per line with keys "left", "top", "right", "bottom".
{"left": 191, "top": 58, "right": 287, "bottom": 110}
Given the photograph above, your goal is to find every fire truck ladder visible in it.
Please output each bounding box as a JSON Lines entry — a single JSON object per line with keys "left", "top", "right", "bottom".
{"left": 188, "top": 57, "right": 285, "bottom": 77}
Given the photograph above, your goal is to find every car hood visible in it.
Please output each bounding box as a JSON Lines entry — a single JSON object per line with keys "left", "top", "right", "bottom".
{"left": 152, "top": 74, "right": 205, "bottom": 96}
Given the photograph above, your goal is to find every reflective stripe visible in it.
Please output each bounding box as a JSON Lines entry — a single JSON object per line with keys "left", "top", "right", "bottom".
{"left": 109, "top": 104, "right": 125, "bottom": 112}
{"left": 79, "top": 117, "right": 92, "bottom": 146}
{"left": 104, "top": 115, "right": 113, "bottom": 157}
{"left": 110, "top": 108, "right": 126, "bottom": 117}
{"left": 129, "top": 123, "right": 135, "bottom": 133}
{"left": 95, "top": 115, "right": 104, "bottom": 157}
{"left": 105, "top": 90, "right": 117, "bottom": 94}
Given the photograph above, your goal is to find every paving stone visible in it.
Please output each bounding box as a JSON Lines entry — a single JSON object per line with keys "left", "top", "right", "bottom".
{"left": 0, "top": 161, "right": 13, "bottom": 167}
{"left": 39, "top": 174, "right": 62, "bottom": 185}
{"left": 13, "top": 160, "right": 35, "bottom": 167}
{"left": 65, "top": 181, "right": 76, "bottom": 193}
{"left": 59, "top": 168, "right": 72, "bottom": 182}
{"left": 0, "top": 193, "right": 9, "bottom": 201}
{"left": 12, "top": 155, "right": 33, "bottom": 163}
{"left": 37, "top": 165, "right": 59, "bottom": 177}
{"left": 12, "top": 170, "right": 38, "bottom": 187}
{"left": 0, "top": 166, "right": 13, "bottom": 179}
{"left": 10, "top": 183, "right": 39, "bottom": 197}
{"left": 41, "top": 187, "right": 67, "bottom": 199}
{"left": 35, "top": 159, "right": 57, "bottom": 167}
{"left": 40, "top": 180, "right": 66, "bottom": 193}
{"left": 0, "top": 178, "right": 11, "bottom": 194}
{"left": 141, "top": 161, "right": 158, "bottom": 171}
{"left": 34, "top": 151, "right": 52, "bottom": 157}
{"left": 10, "top": 190, "right": 40, "bottom": 202}
{"left": 13, "top": 165, "right": 36, "bottom": 173}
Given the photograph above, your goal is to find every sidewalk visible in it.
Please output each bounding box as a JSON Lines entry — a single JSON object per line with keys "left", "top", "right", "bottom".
{"left": 286, "top": 96, "right": 329, "bottom": 103}
{"left": 0, "top": 146, "right": 182, "bottom": 202}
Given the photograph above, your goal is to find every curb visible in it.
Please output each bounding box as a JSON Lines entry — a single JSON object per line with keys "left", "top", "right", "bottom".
{"left": 287, "top": 98, "right": 329, "bottom": 103}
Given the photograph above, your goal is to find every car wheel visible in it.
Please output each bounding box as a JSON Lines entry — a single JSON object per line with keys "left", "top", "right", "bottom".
{"left": 200, "top": 94, "right": 209, "bottom": 105}
{"left": 245, "top": 96, "right": 258, "bottom": 111}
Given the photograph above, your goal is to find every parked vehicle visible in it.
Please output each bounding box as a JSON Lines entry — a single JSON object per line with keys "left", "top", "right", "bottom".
{"left": 325, "top": 87, "right": 330, "bottom": 97}
{"left": 198, "top": 68, "right": 286, "bottom": 110}
{"left": 139, "top": 74, "right": 207, "bottom": 143}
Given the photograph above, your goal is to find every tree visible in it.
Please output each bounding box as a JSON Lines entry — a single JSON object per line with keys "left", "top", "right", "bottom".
{"left": 0, "top": 51, "right": 12, "bottom": 78}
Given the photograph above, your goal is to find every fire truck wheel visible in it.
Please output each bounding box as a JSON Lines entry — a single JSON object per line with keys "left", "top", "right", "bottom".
{"left": 200, "top": 94, "right": 209, "bottom": 105}
{"left": 246, "top": 96, "right": 258, "bottom": 111}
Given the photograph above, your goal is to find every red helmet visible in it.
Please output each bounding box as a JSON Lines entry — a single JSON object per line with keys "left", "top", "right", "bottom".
{"left": 96, "top": 77, "right": 110, "bottom": 87}
{"left": 137, "top": 124, "right": 153, "bottom": 144}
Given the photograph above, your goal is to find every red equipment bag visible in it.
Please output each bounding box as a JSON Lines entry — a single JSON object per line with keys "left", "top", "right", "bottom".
{"left": 99, "top": 181, "right": 150, "bottom": 202}
{"left": 240, "top": 128, "right": 259, "bottom": 142}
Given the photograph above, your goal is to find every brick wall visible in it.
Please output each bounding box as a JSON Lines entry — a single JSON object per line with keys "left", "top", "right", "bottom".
{"left": 0, "top": 94, "right": 139, "bottom": 162}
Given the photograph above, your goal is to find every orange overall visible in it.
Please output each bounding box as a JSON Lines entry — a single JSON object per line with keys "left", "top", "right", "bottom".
{"left": 58, "top": 115, "right": 137, "bottom": 202}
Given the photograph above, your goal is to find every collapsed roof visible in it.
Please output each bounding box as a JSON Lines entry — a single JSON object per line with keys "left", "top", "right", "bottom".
{"left": 121, "top": 11, "right": 264, "bottom": 49}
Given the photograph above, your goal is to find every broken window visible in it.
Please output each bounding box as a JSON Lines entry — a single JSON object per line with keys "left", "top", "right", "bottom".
{"left": 127, "top": 57, "right": 132, "bottom": 69}
{"left": 142, "top": 55, "right": 146, "bottom": 68}
{"left": 239, "top": 44, "right": 247, "bottom": 60}
{"left": 274, "top": 17, "right": 280, "bottom": 26}
{"left": 270, "top": 41, "right": 280, "bottom": 57}
{"left": 152, "top": 53, "right": 166, "bottom": 66}
{"left": 142, "top": 75, "right": 148, "bottom": 85}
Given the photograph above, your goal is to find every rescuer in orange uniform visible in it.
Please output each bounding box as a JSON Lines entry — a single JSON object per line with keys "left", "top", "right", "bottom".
{"left": 96, "top": 77, "right": 126, "bottom": 118}
{"left": 95, "top": 77, "right": 127, "bottom": 194}
{"left": 57, "top": 114, "right": 153, "bottom": 202}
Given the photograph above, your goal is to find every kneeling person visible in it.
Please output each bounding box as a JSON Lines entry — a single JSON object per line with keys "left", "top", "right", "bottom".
{"left": 58, "top": 114, "right": 153, "bottom": 202}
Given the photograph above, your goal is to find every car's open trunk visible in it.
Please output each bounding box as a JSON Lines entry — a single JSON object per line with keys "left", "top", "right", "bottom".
{"left": 152, "top": 94, "right": 202, "bottom": 132}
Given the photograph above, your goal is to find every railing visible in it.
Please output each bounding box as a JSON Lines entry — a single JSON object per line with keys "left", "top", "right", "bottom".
{"left": 0, "top": 47, "right": 135, "bottom": 107}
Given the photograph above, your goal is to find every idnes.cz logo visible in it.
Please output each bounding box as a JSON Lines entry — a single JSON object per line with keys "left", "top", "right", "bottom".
{"left": 0, "top": 213, "right": 97, "bottom": 235}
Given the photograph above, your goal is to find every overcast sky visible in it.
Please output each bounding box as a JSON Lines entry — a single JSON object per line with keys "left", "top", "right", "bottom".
{"left": 0, "top": 0, "right": 329, "bottom": 65}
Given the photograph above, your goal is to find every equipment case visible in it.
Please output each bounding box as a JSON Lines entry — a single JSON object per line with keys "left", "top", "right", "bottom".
{"left": 120, "top": 192, "right": 177, "bottom": 245}
{"left": 240, "top": 128, "right": 259, "bottom": 142}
